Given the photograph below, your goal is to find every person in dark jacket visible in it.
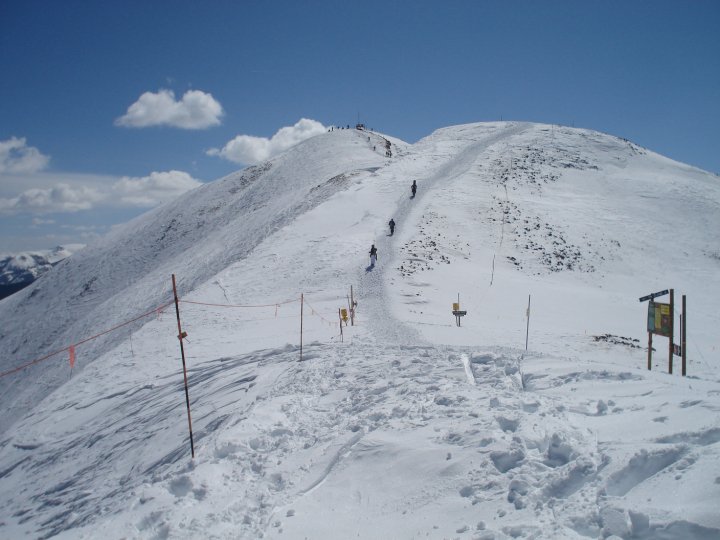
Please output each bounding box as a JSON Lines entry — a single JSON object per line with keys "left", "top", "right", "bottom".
{"left": 389, "top": 218, "right": 395, "bottom": 236}
{"left": 369, "top": 244, "right": 378, "bottom": 266}
{"left": 411, "top": 180, "right": 417, "bottom": 198}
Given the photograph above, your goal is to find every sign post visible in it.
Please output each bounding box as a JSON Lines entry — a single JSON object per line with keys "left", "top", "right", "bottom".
{"left": 638, "top": 289, "right": 669, "bottom": 303}
{"left": 452, "top": 293, "right": 467, "bottom": 327}
{"left": 640, "top": 289, "right": 669, "bottom": 371}
{"left": 639, "top": 289, "right": 685, "bottom": 375}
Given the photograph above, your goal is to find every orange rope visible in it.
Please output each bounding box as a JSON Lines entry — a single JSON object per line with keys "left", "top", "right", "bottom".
{"left": 303, "top": 298, "right": 338, "bottom": 326}
{"left": 180, "top": 298, "right": 298, "bottom": 309}
{"left": 0, "top": 300, "right": 174, "bottom": 379}
{"left": 1, "top": 289, "right": 347, "bottom": 379}
{"left": 74, "top": 301, "right": 175, "bottom": 347}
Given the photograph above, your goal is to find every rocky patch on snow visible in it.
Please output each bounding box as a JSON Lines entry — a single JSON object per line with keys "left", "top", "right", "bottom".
{"left": 593, "top": 334, "right": 643, "bottom": 349}
{"left": 397, "top": 211, "right": 470, "bottom": 277}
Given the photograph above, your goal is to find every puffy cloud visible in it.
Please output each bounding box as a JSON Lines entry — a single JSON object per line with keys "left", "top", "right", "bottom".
{"left": 115, "top": 89, "right": 224, "bottom": 129}
{"left": 0, "top": 183, "right": 103, "bottom": 214}
{"left": 0, "top": 137, "right": 50, "bottom": 174}
{"left": 112, "top": 170, "right": 203, "bottom": 207}
{"left": 208, "top": 118, "right": 326, "bottom": 164}
{"left": 0, "top": 171, "right": 202, "bottom": 215}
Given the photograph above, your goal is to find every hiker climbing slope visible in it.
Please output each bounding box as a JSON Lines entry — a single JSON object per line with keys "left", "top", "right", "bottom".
{"left": 369, "top": 244, "right": 378, "bottom": 267}
{"left": 411, "top": 180, "right": 417, "bottom": 198}
{"left": 388, "top": 218, "right": 395, "bottom": 236}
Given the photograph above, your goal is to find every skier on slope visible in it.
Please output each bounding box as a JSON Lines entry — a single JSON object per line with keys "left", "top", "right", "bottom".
{"left": 411, "top": 180, "right": 417, "bottom": 198}
{"left": 389, "top": 218, "right": 395, "bottom": 236}
{"left": 369, "top": 244, "right": 378, "bottom": 267}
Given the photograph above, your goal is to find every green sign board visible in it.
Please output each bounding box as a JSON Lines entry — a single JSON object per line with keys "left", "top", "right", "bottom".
{"left": 647, "top": 301, "right": 672, "bottom": 337}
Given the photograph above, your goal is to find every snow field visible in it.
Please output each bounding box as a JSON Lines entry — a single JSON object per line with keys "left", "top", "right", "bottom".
{"left": 0, "top": 122, "right": 719, "bottom": 539}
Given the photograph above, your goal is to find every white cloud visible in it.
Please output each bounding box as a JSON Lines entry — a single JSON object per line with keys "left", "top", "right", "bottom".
{"left": 0, "top": 137, "right": 50, "bottom": 174}
{"left": 208, "top": 118, "right": 327, "bottom": 164}
{"left": 60, "top": 224, "right": 102, "bottom": 232}
{"left": 0, "top": 171, "right": 203, "bottom": 215}
{"left": 115, "top": 89, "right": 224, "bottom": 129}
{"left": 31, "top": 218, "right": 56, "bottom": 226}
{"left": 0, "top": 183, "right": 103, "bottom": 214}
{"left": 112, "top": 170, "right": 203, "bottom": 207}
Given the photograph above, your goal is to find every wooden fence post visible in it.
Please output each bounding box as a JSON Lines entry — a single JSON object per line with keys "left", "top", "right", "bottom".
{"left": 682, "top": 294, "right": 687, "bottom": 376}
{"left": 669, "top": 289, "right": 674, "bottom": 374}
{"left": 172, "top": 274, "right": 195, "bottom": 459}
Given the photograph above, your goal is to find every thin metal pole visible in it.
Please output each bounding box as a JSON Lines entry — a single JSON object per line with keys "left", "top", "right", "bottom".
{"left": 172, "top": 274, "right": 195, "bottom": 459}
{"left": 350, "top": 285, "right": 355, "bottom": 326}
{"left": 300, "top": 293, "right": 304, "bottom": 361}
{"left": 525, "top": 295, "right": 531, "bottom": 351}
{"left": 648, "top": 332, "right": 652, "bottom": 370}
{"left": 338, "top": 308, "right": 344, "bottom": 342}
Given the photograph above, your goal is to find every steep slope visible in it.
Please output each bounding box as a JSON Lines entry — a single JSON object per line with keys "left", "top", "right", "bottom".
{"left": 0, "top": 122, "right": 718, "bottom": 539}
{"left": 386, "top": 123, "right": 720, "bottom": 362}
{"left": 0, "top": 129, "right": 398, "bottom": 434}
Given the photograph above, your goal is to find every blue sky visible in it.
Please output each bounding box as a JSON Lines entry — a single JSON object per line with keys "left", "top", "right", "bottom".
{"left": 1, "top": 0, "right": 718, "bottom": 252}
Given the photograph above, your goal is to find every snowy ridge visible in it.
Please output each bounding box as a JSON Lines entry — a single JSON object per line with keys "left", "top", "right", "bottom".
{"left": 0, "top": 245, "right": 84, "bottom": 299}
{"left": 0, "top": 122, "right": 719, "bottom": 539}
{"left": 0, "top": 129, "right": 394, "bottom": 433}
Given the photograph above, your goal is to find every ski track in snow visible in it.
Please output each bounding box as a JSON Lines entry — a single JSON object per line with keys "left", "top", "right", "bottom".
{"left": 0, "top": 123, "right": 719, "bottom": 539}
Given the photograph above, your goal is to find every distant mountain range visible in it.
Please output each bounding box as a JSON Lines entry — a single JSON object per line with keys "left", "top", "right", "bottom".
{"left": 0, "top": 244, "right": 84, "bottom": 299}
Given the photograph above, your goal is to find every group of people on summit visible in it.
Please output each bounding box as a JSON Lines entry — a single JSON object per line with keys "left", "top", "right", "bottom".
{"left": 368, "top": 180, "right": 417, "bottom": 268}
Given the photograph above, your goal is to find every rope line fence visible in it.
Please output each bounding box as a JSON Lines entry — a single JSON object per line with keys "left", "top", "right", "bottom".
{"left": 1, "top": 286, "right": 350, "bottom": 380}
{"left": 1, "top": 275, "right": 356, "bottom": 460}
{"left": 180, "top": 295, "right": 345, "bottom": 329}
{"left": 180, "top": 298, "right": 299, "bottom": 309}
{"left": 0, "top": 300, "right": 175, "bottom": 379}
{"left": 302, "top": 298, "right": 341, "bottom": 328}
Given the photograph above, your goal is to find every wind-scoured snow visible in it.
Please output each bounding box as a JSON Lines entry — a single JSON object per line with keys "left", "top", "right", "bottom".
{"left": 0, "top": 123, "right": 718, "bottom": 539}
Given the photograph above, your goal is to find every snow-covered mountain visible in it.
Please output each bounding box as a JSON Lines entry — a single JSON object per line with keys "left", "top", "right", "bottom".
{"left": 0, "top": 123, "right": 718, "bottom": 539}
{"left": 0, "top": 245, "right": 84, "bottom": 299}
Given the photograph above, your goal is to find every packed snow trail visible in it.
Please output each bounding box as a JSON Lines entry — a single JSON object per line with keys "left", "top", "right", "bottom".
{"left": 356, "top": 122, "right": 530, "bottom": 346}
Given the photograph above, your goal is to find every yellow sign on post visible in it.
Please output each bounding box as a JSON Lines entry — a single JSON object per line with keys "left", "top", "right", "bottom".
{"left": 341, "top": 308, "right": 348, "bottom": 322}
{"left": 452, "top": 299, "right": 467, "bottom": 327}
{"left": 647, "top": 301, "right": 672, "bottom": 337}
